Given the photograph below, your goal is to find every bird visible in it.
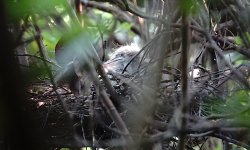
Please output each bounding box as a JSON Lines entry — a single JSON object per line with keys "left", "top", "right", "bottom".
{"left": 103, "top": 43, "right": 141, "bottom": 75}
{"left": 55, "top": 37, "right": 141, "bottom": 95}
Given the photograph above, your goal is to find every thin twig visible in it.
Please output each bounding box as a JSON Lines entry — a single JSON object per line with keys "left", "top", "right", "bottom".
{"left": 34, "top": 24, "right": 68, "bottom": 114}
{"left": 15, "top": 54, "right": 61, "bottom": 68}
{"left": 88, "top": 62, "right": 133, "bottom": 146}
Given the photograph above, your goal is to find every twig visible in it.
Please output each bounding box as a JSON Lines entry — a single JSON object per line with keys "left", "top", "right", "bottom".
{"left": 88, "top": 62, "right": 133, "bottom": 146}
{"left": 15, "top": 54, "right": 61, "bottom": 68}
{"left": 177, "top": 7, "right": 191, "bottom": 150}
{"left": 213, "top": 133, "right": 250, "bottom": 149}
{"left": 121, "top": 0, "right": 167, "bottom": 25}
{"left": 34, "top": 24, "right": 68, "bottom": 114}
{"left": 96, "top": 62, "right": 122, "bottom": 108}
{"left": 205, "top": 33, "right": 250, "bottom": 88}
{"left": 188, "top": 130, "right": 214, "bottom": 137}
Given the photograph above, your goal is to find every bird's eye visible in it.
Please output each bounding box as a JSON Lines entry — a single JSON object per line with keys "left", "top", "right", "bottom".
{"left": 120, "top": 53, "right": 124, "bottom": 57}
{"left": 116, "top": 53, "right": 124, "bottom": 57}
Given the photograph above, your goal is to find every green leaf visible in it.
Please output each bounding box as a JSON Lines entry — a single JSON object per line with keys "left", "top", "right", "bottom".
{"left": 207, "top": 89, "right": 250, "bottom": 115}
{"left": 119, "top": 22, "right": 133, "bottom": 31}
{"left": 179, "top": 0, "right": 200, "bottom": 15}
{"left": 6, "top": 0, "right": 67, "bottom": 21}
{"left": 235, "top": 36, "right": 242, "bottom": 45}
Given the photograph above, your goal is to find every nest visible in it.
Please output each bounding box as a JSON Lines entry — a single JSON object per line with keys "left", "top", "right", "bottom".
{"left": 26, "top": 60, "right": 250, "bottom": 149}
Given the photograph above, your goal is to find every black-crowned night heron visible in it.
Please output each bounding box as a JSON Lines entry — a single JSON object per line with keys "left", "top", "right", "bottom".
{"left": 55, "top": 40, "right": 140, "bottom": 94}
{"left": 103, "top": 43, "right": 140, "bottom": 75}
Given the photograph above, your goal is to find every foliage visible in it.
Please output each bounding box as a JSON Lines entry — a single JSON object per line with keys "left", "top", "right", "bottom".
{"left": 3, "top": 0, "right": 250, "bottom": 150}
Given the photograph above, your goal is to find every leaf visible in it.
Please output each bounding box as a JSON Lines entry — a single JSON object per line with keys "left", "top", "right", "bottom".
{"left": 235, "top": 36, "right": 242, "bottom": 45}
{"left": 6, "top": 0, "right": 67, "bottom": 21}
{"left": 179, "top": 0, "right": 200, "bottom": 15}
{"left": 207, "top": 90, "right": 250, "bottom": 115}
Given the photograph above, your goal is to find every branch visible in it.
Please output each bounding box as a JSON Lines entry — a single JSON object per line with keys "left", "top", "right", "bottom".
{"left": 121, "top": 0, "right": 167, "bottom": 25}
{"left": 213, "top": 133, "right": 250, "bottom": 149}
{"left": 178, "top": 9, "right": 191, "bottom": 150}
{"left": 87, "top": 61, "right": 133, "bottom": 147}
{"left": 205, "top": 33, "right": 250, "bottom": 88}
{"left": 15, "top": 54, "right": 61, "bottom": 68}
{"left": 84, "top": 1, "right": 142, "bottom": 36}
{"left": 34, "top": 24, "right": 68, "bottom": 114}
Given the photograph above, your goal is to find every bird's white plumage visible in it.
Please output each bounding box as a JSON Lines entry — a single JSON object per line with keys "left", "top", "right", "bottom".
{"left": 104, "top": 43, "right": 141, "bottom": 75}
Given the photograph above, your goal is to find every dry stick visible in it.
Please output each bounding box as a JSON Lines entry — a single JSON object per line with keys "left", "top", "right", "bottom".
{"left": 96, "top": 61, "right": 122, "bottom": 108}
{"left": 84, "top": 39, "right": 123, "bottom": 109}
{"left": 213, "top": 133, "right": 250, "bottom": 149}
{"left": 177, "top": 11, "right": 191, "bottom": 150}
{"left": 87, "top": 40, "right": 132, "bottom": 144}
{"left": 34, "top": 25, "right": 68, "bottom": 114}
{"left": 89, "top": 63, "right": 133, "bottom": 146}
{"left": 15, "top": 54, "right": 61, "bottom": 68}
{"left": 212, "top": 35, "right": 250, "bottom": 58}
